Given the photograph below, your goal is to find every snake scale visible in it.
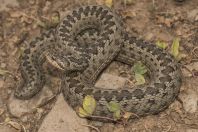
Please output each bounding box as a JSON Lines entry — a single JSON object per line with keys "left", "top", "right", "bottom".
{"left": 15, "top": 5, "right": 182, "bottom": 119}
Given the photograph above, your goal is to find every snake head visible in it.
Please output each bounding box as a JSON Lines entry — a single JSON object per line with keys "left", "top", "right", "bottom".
{"left": 45, "top": 52, "right": 88, "bottom": 74}
{"left": 45, "top": 53, "right": 68, "bottom": 72}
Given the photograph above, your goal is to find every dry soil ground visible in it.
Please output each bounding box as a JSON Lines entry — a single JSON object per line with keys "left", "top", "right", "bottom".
{"left": 0, "top": 0, "right": 198, "bottom": 132}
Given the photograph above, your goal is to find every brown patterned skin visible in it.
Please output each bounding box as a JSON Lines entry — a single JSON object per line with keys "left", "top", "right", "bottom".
{"left": 62, "top": 30, "right": 182, "bottom": 118}
{"left": 15, "top": 5, "right": 182, "bottom": 119}
{"left": 15, "top": 5, "right": 123, "bottom": 99}
{"left": 15, "top": 30, "right": 56, "bottom": 99}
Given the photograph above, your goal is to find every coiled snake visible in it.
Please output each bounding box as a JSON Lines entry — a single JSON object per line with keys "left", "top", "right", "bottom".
{"left": 15, "top": 5, "right": 182, "bottom": 118}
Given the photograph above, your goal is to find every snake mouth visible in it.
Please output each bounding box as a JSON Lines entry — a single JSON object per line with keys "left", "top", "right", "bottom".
{"left": 45, "top": 53, "right": 65, "bottom": 71}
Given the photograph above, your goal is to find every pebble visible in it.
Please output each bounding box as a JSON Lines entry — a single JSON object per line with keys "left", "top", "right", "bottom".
{"left": 38, "top": 95, "right": 89, "bottom": 132}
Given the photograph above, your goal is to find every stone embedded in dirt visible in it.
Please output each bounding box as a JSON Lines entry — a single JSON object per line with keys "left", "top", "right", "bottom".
{"left": 95, "top": 73, "right": 127, "bottom": 89}
{"left": 38, "top": 94, "right": 89, "bottom": 132}
{"left": 179, "top": 78, "right": 198, "bottom": 113}
{"left": 0, "top": 125, "right": 18, "bottom": 132}
{"left": 187, "top": 9, "right": 198, "bottom": 22}
{"left": 0, "top": 0, "right": 19, "bottom": 11}
{"left": 180, "top": 89, "right": 198, "bottom": 113}
{"left": 8, "top": 85, "right": 54, "bottom": 117}
{"left": 182, "top": 62, "right": 198, "bottom": 77}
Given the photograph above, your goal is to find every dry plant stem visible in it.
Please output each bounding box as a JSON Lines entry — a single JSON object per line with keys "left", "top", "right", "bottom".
{"left": 88, "top": 115, "right": 121, "bottom": 124}
{"left": 180, "top": 64, "right": 195, "bottom": 77}
{"left": 36, "top": 95, "right": 57, "bottom": 108}
{"left": 20, "top": 12, "right": 39, "bottom": 21}
{"left": 21, "top": 124, "right": 27, "bottom": 132}
{"left": 81, "top": 124, "right": 100, "bottom": 132}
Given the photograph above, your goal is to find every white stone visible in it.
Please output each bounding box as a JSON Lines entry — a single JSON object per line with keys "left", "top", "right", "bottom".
{"left": 0, "top": 125, "right": 18, "bottom": 132}
{"left": 38, "top": 94, "right": 89, "bottom": 132}
{"left": 8, "top": 85, "right": 54, "bottom": 117}
{"left": 180, "top": 88, "right": 198, "bottom": 113}
{"left": 95, "top": 73, "right": 127, "bottom": 89}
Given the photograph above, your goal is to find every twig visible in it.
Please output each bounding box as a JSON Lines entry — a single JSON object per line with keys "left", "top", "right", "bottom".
{"left": 36, "top": 95, "right": 57, "bottom": 108}
{"left": 180, "top": 64, "right": 195, "bottom": 77}
{"left": 21, "top": 124, "right": 27, "bottom": 132}
{"left": 81, "top": 124, "right": 100, "bottom": 132}
{"left": 87, "top": 115, "right": 120, "bottom": 124}
{"left": 164, "top": 125, "right": 172, "bottom": 132}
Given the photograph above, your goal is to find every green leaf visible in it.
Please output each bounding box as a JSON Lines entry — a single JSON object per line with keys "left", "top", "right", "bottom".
{"left": 133, "top": 62, "right": 147, "bottom": 75}
{"left": 113, "top": 110, "right": 121, "bottom": 120}
{"left": 171, "top": 38, "right": 180, "bottom": 58}
{"left": 135, "top": 73, "right": 145, "bottom": 85}
{"left": 82, "top": 95, "right": 96, "bottom": 115}
{"left": 156, "top": 40, "right": 168, "bottom": 49}
{"left": 78, "top": 107, "right": 89, "bottom": 117}
{"left": 107, "top": 101, "right": 120, "bottom": 112}
{"left": 50, "top": 12, "right": 60, "bottom": 27}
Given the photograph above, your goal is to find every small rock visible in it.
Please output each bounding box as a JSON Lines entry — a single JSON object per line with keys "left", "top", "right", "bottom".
{"left": 38, "top": 94, "right": 89, "bottom": 132}
{"left": 0, "top": 52, "right": 7, "bottom": 57}
{"left": 180, "top": 89, "right": 198, "bottom": 113}
{"left": 29, "top": 0, "right": 35, "bottom": 5}
{"left": 187, "top": 9, "right": 198, "bottom": 22}
{"left": 179, "top": 78, "right": 198, "bottom": 113}
{"left": 42, "top": 1, "right": 52, "bottom": 13}
{"left": 156, "top": 30, "right": 173, "bottom": 42}
{"left": 145, "top": 32, "right": 154, "bottom": 41}
{"left": 8, "top": 85, "right": 54, "bottom": 117}
{"left": 95, "top": 73, "right": 127, "bottom": 89}
{"left": 0, "top": 125, "right": 18, "bottom": 132}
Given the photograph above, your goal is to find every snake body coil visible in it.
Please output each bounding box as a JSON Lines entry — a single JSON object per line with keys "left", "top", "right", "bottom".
{"left": 15, "top": 5, "right": 182, "bottom": 118}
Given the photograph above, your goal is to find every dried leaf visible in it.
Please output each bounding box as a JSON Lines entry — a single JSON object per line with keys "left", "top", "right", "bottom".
{"left": 123, "top": 112, "right": 132, "bottom": 119}
{"left": 9, "top": 11, "right": 23, "bottom": 18}
{"left": 121, "top": 10, "right": 136, "bottom": 19}
{"left": 105, "top": 0, "right": 113, "bottom": 8}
